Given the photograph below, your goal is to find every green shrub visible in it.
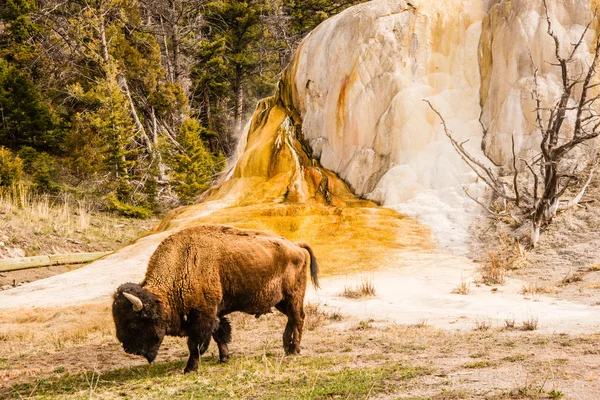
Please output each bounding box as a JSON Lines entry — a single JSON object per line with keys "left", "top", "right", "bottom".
{"left": 32, "top": 152, "right": 59, "bottom": 194}
{"left": 17, "top": 146, "right": 38, "bottom": 174}
{"left": 104, "top": 193, "right": 153, "bottom": 219}
{"left": 16, "top": 146, "right": 59, "bottom": 194}
{"left": 0, "top": 146, "right": 23, "bottom": 187}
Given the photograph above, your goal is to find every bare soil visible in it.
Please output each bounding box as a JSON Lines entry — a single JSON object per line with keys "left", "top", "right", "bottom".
{"left": 0, "top": 264, "right": 85, "bottom": 288}
{"left": 1, "top": 304, "right": 599, "bottom": 399}
{"left": 1, "top": 178, "right": 600, "bottom": 398}
{"left": 470, "top": 174, "right": 600, "bottom": 309}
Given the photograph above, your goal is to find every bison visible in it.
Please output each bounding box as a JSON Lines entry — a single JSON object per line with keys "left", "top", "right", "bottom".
{"left": 112, "top": 225, "right": 319, "bottom": 373}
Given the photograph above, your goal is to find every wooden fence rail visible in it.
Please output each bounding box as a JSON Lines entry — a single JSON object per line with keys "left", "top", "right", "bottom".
{"left": 0, "top": 252, "right": 112, "bottom": 273}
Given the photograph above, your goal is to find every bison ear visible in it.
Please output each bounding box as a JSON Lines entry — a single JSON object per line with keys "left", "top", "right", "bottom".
{"left": 123, "top": 292, "right": 144, "bottom": 312}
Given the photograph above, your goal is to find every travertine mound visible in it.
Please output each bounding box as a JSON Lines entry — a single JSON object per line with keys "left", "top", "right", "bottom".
{"left": 213, "top": 0, "right": 598, "bottom": 247}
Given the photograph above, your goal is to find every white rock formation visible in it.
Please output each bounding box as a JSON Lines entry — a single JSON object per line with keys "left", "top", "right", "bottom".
{"left": 228, "top": 0, "right": 598, "bottom": 250}
{"left": 480, "top": 0, "right": 598, "bottom": 165}
{"left": 3, "top": 0, "right": 599, "bottom": 309}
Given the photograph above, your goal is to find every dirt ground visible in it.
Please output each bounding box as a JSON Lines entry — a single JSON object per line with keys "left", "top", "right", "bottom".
{"left": 0, "top": 303, "right": 599, "bottom": 399}
{"left": 470, "top": 175, "right": 600, "bottom": 309}
{"left": 1, "top": 179, "right": 600, "bottom": 398}
{"left": 0, "top": 264, "right": 86, "bottom": 289}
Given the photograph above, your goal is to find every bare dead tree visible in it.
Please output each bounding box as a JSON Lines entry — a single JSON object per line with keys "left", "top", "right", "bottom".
{"left": 426, "top": 4, "right": 600, "bottom": 248}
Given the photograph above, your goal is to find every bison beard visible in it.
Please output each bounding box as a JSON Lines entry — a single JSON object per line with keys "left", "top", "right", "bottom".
{"left": 112, "top": 225, "right": 319, "bottom": 373}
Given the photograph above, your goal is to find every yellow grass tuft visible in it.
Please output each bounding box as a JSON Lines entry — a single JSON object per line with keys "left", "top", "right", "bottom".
{"left": 342, "top": 277, "right": 376, "bottom": 299}
{"left": 451, "top": 277, "right": 471, "bottom": 295}
{"left": 520, "top": 282, "right": 556, "bottom": 300}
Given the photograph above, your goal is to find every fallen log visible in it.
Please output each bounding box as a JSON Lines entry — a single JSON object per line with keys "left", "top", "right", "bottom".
{"left": 0, "top": 252, "right": 112, "bottom": 273}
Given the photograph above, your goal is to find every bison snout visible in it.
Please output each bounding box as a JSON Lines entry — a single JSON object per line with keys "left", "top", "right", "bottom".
{"left": 145, "top": 349, "right": 158, "bottom": 364}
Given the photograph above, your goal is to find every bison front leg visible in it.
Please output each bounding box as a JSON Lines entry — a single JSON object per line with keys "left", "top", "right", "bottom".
{"left": 184, "top": 337, "right": 200, "bottom": 374}
{"left": 184, "top": 310, "right": 216, "bottom": 374}
{"left": 184, "top": 331, "right": 212, "bottom": 374}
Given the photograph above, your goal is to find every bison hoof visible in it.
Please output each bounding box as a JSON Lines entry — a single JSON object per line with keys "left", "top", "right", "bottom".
{"left": 184, "top": 361, "right": 199, "bottom": 374}
{"left": 285, "top": 347, "right": 301, "bottom": 356}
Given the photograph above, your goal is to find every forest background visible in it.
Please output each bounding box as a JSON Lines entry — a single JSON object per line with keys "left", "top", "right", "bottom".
{"left": 0, "top": 0, "right": 364, "bottom": 216}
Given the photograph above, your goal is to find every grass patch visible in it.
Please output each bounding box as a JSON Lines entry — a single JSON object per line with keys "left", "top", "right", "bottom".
{"left": 463, "top": 360, "right": 496, "bottom": 369}
{"left": 0, "top": 185, "right": 158, "bottom": 257}
{"left": 520, "top": 282, "right": 556, "bottom": 300}
{"left": 480, "top": 251, "right": 506, "bottom": 285}
{"left": 504, "top": 318, "right": 517, "bottom": 330}
{"left": 478, "top": 236, "right": 528, "bottom": 287}
{"left": 521, "top": 317, "right": 539, "bottom": 331}
{"left": 474, "top": 320, "right": 491, "bottom": 331}
{"left": 559, "top": 270, "right": 584, "bottom": 286}
{"left": 304, "top": 303, "right": 343, "bottom": 331}
{"left": 6, "top": 356, "right": 428, "bottom": 399}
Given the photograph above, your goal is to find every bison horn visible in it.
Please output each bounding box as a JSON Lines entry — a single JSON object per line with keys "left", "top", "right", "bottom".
{"left": 123, "top": 292, "right": 143, "bottom": 312}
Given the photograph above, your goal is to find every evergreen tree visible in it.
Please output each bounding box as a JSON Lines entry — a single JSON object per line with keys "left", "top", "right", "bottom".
{"left": 203, "top": 1, "right": 271, "bottom": 133}
{"left": 0, "top": 61, "right": 61, "bottom": 151}
{"left": 0, "top": 0, "right": 366, "bottom": 208}
{"left": 168, "top": 118, "right": 224, "bottom": 204}
{"left": 283, "top": 0, "right": 365, "bottom": 39}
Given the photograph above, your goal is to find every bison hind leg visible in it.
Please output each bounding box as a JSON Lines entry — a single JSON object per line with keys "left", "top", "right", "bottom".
{"left": 276, "top": 300, "right": 303, "bottom": 355}
{"left": 213, "top": 317, "right": 232, "bottom": 363}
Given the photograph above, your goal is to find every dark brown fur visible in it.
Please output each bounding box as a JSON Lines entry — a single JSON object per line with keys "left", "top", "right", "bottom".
{"left": 112, "top": 225, "right": 319, "bottom": 373}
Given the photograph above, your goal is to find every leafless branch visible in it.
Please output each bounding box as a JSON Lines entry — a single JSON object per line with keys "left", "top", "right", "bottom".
{"left": 424, "top": 100, "right": 517, "bottom": 202}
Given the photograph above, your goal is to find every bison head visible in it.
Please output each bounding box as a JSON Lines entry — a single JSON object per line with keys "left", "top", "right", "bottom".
{"left": 112, "top": 283, "right": 167, "bottom": 363}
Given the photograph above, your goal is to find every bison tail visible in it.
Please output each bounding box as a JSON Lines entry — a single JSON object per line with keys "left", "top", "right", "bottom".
{"left": 298, "top": 243, "right": 319, "bottom": 289}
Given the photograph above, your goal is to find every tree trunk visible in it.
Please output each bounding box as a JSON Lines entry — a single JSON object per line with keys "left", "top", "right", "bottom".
{"left": 151, "top": 108, "right": 167, "bottom": 181}
{"left": 98, "top": 5, "right": 152, "bottom": 154}
{"left": 234, "top": 71, "right": 244, "bottom": 134}
{"left": 160, "top": 16, "right": 174, "bottom": 83}
{"left": 531, "top": 162, "right": 559, "bottom": 247}
{"left": 98, "top": 9, "right": 110, "bottom": 65}
{"left": 204, "top": 87, "right": 213, "bottom": 131}
{"left": 171, "top": 20, "right": 180, "bottom": 82}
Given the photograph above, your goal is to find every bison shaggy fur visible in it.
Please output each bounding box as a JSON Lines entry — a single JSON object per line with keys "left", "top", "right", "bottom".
{"left": 112, "top": 225, "right": 319, "bottom": 373}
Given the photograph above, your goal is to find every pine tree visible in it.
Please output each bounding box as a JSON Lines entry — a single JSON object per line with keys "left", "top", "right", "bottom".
{"left": 169, "top": 118, "right": 224, "bottom": 204}
{"left": 202, "top": 1, "right": 271, "bottom": 133}
{"left": 0, "top": 61, "right": 60, "bottom": 152}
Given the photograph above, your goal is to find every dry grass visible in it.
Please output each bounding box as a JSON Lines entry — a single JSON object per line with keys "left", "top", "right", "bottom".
{"left": 0, "top": 303, "right": 113, "bottom": 351}
{"left": 504, "top": 318, "right": 517, "bottom": 330}
{"left": 520, "top": 282, "right": 557, "bottom": 300}
{"left": 451, "top": 277, "right": 471, "bottom": 295}
{"left": 522, "top": 317, "right": 539, "bottom": 331}
{"left": 413, "top": 319, "right": 428, "bottom": 328}
{"left": 474, "top": 320, "right": 491, "bottom": 331}
{"left": 560, "top": 270, "right": 584, "bottom": 286}
{"left": 0, "top": 185, "right": 159, "bottom": 257}
{"left": 303, "top": 303, "right": 343, "bottom": 331}
{"left": 341, "top": 277, "right": 376, "bottom": 299}
{"left": 480, "top": 251, "right": 507, "bottom": 285}
{"left": 478, "top": 235, "right": 529, "bottom": 286}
